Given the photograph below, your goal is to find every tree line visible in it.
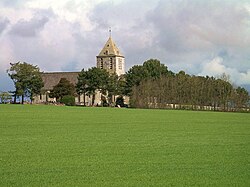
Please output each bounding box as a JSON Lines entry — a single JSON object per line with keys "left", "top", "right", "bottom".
{"left": 5, "top": 60, "right": 250, "bottom": 111}
{"left": 125, "top": 59, "right": 249, "bottom": 111}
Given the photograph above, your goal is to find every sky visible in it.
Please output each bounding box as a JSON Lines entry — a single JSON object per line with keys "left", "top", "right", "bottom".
{"left": 0, "top": 0, "right": 250, "bottom": 92}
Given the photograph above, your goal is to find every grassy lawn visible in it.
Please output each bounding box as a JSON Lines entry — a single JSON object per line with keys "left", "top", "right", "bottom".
{"left": 0, "top": 105, "right": 249, "bottom": 186}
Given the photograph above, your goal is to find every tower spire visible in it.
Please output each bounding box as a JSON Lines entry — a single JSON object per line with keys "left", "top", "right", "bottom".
{"left": 96, "top": 32, "right": 125, "bottom": 76}
{"left": 109, "top": 27, "right": 112, "bottom": 38}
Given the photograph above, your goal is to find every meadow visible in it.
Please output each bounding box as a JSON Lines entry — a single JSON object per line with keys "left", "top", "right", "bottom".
{"left": 0, "top": 105, "right": 249, "bottom": 186}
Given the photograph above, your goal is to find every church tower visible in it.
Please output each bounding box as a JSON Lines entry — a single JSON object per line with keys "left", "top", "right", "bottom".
{"left": 96, "top": 35, "right": 125, "bottom": 76}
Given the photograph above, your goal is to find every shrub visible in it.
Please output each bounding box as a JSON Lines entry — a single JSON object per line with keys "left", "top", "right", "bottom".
{"left": 60, "top": 95, "right": 75, "bottom": 106}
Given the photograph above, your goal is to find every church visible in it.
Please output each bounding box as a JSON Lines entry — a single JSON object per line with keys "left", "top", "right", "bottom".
{"left": 34, "top": 35, "right": 125, "bottom": 105}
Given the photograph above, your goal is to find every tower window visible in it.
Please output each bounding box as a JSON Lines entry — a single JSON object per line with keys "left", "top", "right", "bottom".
{"left": 106, "top": 50, "right": 109, "bottom": 55}
{"left": 100, "top": 58, "right": 103, "bottom": 69}
{"left": 110, "top": 58, "right": 113, "bottom": 69}
{"left": 118, "top": 58, "right": 122, "bottom": 70}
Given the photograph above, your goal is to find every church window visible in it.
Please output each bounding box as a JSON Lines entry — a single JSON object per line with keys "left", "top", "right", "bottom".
{"left": 110, "top": 58, "right": 113, "bottom": 69}
{"left": 118, "top": 58, "right": 122, "bottom": 70}
{"left": 100, "top": 58, "right": 103, "bottom": 69}
{"left": 106, "top": 50, "right": 109, "bottom": 55}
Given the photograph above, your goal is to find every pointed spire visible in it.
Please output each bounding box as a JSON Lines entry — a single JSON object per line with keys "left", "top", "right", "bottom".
{"left": 98, "top": 34, "right": 123, "bottom": 56}
{"left": 109, "top": 27, "right": 112, "bottom": 38}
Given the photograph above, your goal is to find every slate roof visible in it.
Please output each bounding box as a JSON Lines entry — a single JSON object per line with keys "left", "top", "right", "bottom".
{"left": 41, "top": 72, "right": 79, "bottom": 90}
{"left": 97, "top": 37, "right": 123, "bottom": 57}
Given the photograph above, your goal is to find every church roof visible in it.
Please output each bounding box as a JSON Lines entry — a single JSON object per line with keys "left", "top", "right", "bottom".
{"left": 98, "top": 37, "right": 123, "bottom": 57}
{"left": 41, "top": 72, "right": 79, "bottom": 91}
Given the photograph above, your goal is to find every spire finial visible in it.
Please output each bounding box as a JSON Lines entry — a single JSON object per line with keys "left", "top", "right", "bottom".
{"left": 109, "top": 27, "right": 112, "bottom": 38}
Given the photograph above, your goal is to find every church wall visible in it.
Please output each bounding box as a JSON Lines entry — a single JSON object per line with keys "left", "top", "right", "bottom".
{"left": 34, "top": 93, "right": 95, "bottom": 106}
{"left": 33, "top": 93, "right": 56, "bottom": 103}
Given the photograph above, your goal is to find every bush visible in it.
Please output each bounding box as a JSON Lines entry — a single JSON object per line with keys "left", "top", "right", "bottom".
{"left": 60, "top": 95, "right": 75, "bottom": 106}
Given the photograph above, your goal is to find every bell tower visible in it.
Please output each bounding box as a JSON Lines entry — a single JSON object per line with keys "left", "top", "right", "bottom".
{"left": 96, "top": 32, "right": 125, "bottom": 76}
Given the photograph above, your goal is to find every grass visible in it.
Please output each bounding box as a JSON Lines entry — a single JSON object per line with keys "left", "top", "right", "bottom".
{"left": 0, "top": 104, "right": 250, "bottom": 186}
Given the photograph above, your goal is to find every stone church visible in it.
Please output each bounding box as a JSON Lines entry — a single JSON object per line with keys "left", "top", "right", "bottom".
{"left": 34, "top": 35, "right": 125, "bottom": 105}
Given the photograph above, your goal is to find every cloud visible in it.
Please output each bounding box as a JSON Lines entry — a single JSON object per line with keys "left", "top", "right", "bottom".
{"left": 0, "top": 0, "right": 32, "bottom": 8}
{"left": 240, "top": 70, "right": 250, "bottom": 85}
{"left": 201, "top": 57, "right": 226, "bottom": 75}
{"left": 9, "top": 16, "right": 49, "bottom": 37}
{"left": 0, "top": 0, "right": 250, "bottom": 92}
{"left": 199, "top": 57, "right": 250, "bottom": 85}
{"left": 0, "top": 36, "right": 15, "bottom": 91}
{"left": 0, "top": 17, "right": 10, "bottom": 34}
{"left": 147, "top": 0, "right": 250, "bottom": 55}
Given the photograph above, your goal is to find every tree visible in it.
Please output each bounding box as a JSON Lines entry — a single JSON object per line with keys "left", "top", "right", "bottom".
{"left": 116, "top": 75, "right": 127, "bottom": 96}
{"left": 176, "top": 71, "right": 189, "bottom": 108}
{"left": 84, "top": 67, "right": 109, "bottom": 105}
{"left": 76, "top": 67, "right": 110, "bottom": 105}
{"left": 7, "top": 62, "right": 44, "bottom": 104}
{"left": 125, "top": 59, "right": 173, "bottom": 96}
{"left": 143, "top": 59, "right": 171, "bottom": 79}
{"left": 77, "top": 67, "right": 120, "bottom": 106}
{"left": 107, "top": 73, "right": 122, "bottom": 104}
{"left": 0, "top": 92, "right": 12, "bottom": 104}
{"left": 50, "top": 78, "right": 75, "bottom": 101}
{"left": 125, "top": 65, "right": 148, "bottom": 95}
{"left": 234, "top": 87, "right": 249, "bottom": 109}
{"left": 76, "top": 69, "right": 88, "bottom": 106}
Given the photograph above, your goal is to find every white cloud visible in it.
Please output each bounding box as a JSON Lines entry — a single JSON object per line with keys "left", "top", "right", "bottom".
{"left": 200, "top": 57, "right": 226, "bottom": 75}
{"left": 240, "top": 70, "right": 250, "bottom": 85}
{"left": 199, "top": 57, "right": 250, "bottom": 86}
{"left": 25, "top": 0, "right": 98, "bottom": 30}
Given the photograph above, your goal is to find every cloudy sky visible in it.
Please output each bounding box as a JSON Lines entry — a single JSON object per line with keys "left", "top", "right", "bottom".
{"left": 0, "top": 0, "right": 250, "bottom": 91}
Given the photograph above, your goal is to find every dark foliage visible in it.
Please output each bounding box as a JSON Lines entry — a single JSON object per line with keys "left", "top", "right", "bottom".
{"left": 130, "top": 73, "right": 249, "bottom": 111}
{"left": 60, "top": 95, "right": 75, "bottom": 106}
{"left": 50, "top": 78, "right": 75, "bottom": 100}
{"left": 124, "top": 59, "right": 173, "bottom": 95}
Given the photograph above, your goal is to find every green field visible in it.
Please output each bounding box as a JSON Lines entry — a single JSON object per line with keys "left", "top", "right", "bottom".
{"left": 0, "top": 105, "right": 249, "bottom": 186}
